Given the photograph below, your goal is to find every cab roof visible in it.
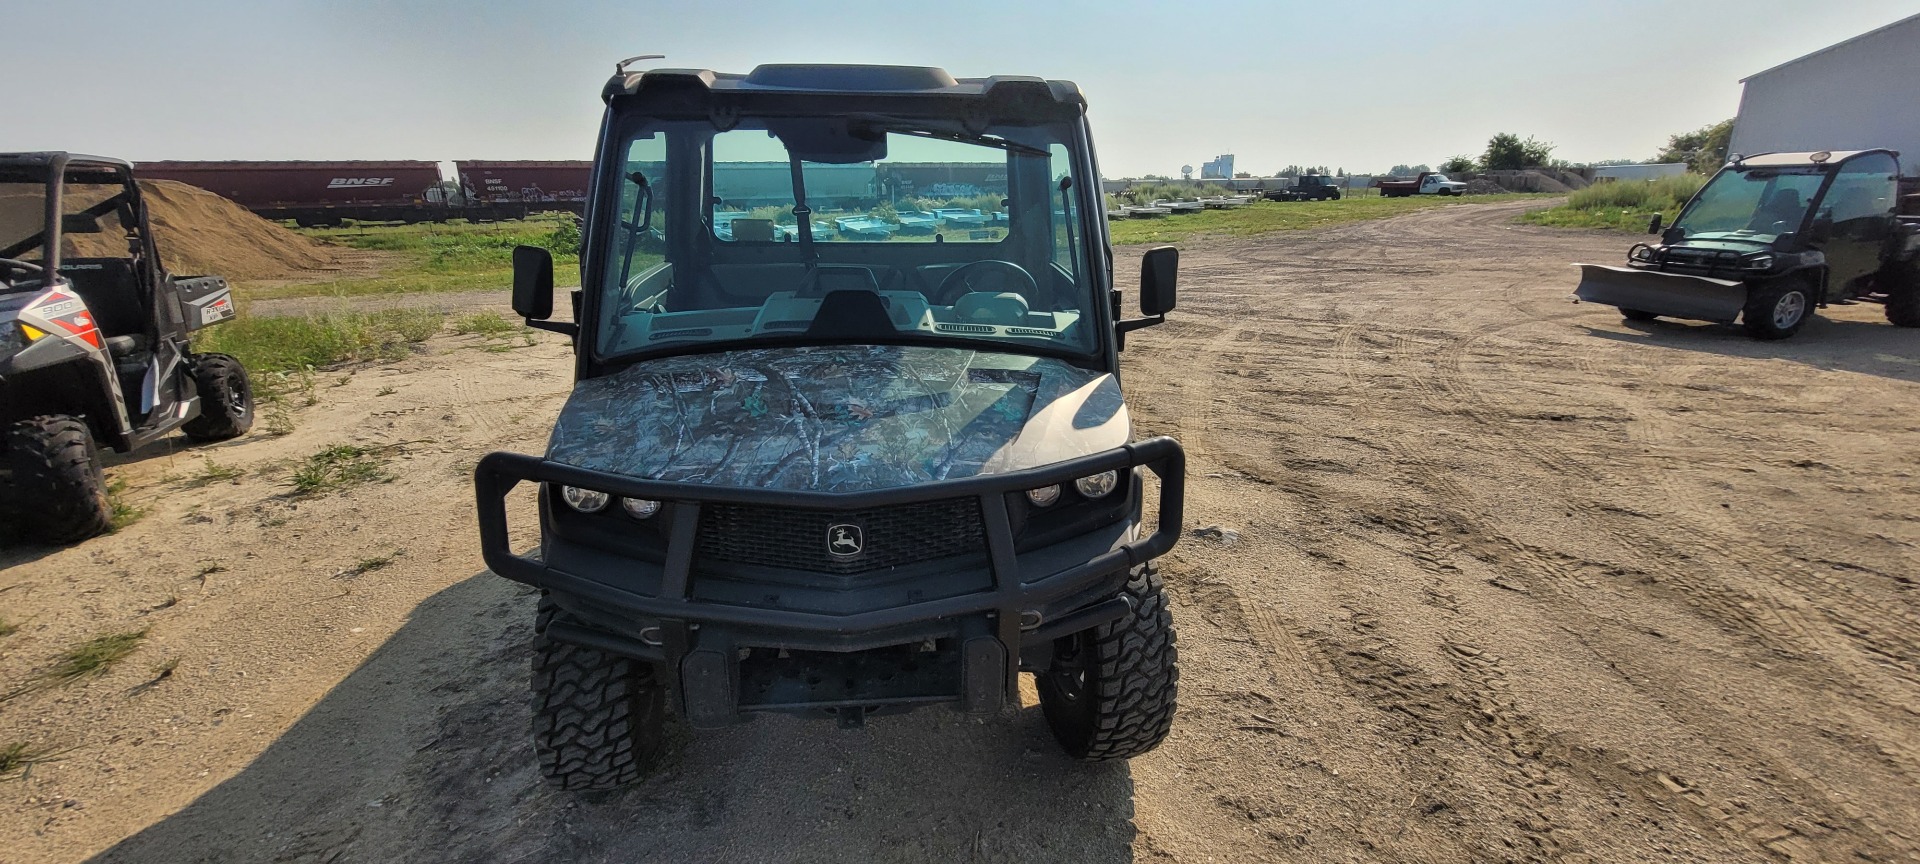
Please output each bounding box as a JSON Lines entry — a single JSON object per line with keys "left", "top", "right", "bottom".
{"left": 602, "top": 63, "right": 1086, "bottom": 109}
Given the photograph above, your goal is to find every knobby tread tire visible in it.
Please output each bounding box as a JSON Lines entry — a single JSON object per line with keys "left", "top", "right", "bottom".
{"left": 1038, "top": 564, "right": 1180, "bottom": 761}
{"left": 530, "top": 600, "right": 669, "bottom": 791}
{"left": 2, "top": 415, "right": 112, "bottom": 545}
{"left": 1886, "top": 261, "right": 1920, "bottom": 328}
{"left": 182, "top": 353, "right": 254, "bottom": 442}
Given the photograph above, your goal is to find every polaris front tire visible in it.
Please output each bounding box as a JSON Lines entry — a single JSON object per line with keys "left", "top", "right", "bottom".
{"left": 182, "top": 353, "right": 254, "bottom": 442}
{"left": 1743, "top": 277, "right": 1813, "bottom": 340}
{"left": 3, "top": 415, "right": 113, "bottom": 544}
{"left": 1037, "top": 564, "right": 1179, "bottom": 761}
{"left": 531, "top": 601, "right": 671, "bottom": 791}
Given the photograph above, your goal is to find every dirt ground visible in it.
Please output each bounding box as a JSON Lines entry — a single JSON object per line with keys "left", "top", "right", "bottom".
{"left": 2, "top": 199, "right": 1916, "bottom": 862}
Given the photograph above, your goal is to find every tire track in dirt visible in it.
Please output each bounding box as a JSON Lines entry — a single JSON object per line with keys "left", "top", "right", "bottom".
{"left": 1430, "top": 321, "right": 1920, "bottom": 710}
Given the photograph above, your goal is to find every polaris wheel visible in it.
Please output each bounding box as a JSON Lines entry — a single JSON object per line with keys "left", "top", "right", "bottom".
{"left": 1886, "top": 261, "right": 1920, "bottom": 328}
{"left": 1743, "top": 277, "right": 1813, "bottom": 340}
{"left": 1619, "top": 308, "right": 1658, "bottom": 322}
{"left": 182, "top": 353, "right": 254, "bottom": 442}
{"left": 2, "top": 415, "right": 112, "bottom": 545}
{"left": 1037, "top": 564, "right": 1178, "bottom": 761}
{"left": 531, "top": 600, "right": 671, "bottom": 790}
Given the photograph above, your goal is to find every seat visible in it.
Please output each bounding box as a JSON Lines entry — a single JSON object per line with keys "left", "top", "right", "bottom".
{"left": 1751, "top": 189, "right": 1803, "bottom": 231}
{"left": 57, "top": 257, "right": 148, "bottom": 340}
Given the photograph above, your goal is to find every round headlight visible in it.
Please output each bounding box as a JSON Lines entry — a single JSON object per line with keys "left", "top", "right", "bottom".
{"left": 1075, "top": 470, "right": 1119, "bottom": 499}
{"left": 560, "top": 485, "right": 610, "bottom": 513}
{"left": 621, "top": 497, "right": 661, "bottom": 519}
{"left": 1026, "top": 484, "right": 1062, "bottom": 507}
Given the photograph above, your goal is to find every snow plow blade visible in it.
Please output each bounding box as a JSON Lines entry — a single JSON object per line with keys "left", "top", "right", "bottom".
{"left": 1571, "top": 264, "right": 1747, "bottom": 324}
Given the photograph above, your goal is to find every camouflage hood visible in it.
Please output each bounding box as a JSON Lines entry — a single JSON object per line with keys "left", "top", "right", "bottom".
{"left": 546, "top": 345, "right": 1128, "bottom": 492}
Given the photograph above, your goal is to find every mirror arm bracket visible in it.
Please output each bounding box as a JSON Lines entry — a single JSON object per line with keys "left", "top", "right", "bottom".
{"left": 525, "top": 319, "right": 579, "bottom": 339}
{"left": 1116, "top": 314, "right": 1165, "bottom": 335}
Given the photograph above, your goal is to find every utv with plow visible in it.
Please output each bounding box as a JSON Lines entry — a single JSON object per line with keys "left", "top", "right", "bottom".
{"left": 1573, "top": 149, "right": 1920, "bottom": 340}
{"left": 474, "top": 62, "right": 1186, "bottom": 790}
{"left": 0, "top": 153, "right": 254, "bottom": 543}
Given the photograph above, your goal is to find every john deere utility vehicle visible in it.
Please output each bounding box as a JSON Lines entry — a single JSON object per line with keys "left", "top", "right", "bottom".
{"left": 1574, "top": 149, "right": 1920, "bottom": 340}
{"left": 474, "top": 62, "right": 1186, "bottom": 790}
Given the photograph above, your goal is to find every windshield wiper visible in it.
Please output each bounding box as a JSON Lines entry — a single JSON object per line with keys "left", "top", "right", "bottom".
{"left": 847, "top": 115, "right": 1050, "bottom": 157}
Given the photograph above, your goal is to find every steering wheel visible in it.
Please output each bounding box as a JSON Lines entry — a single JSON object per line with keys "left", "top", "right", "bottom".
{"left": 932, "top": 259, "right": 1039, "bottom": 306}
{"left": 0, "top": 258, "right": 45, "bottom": 283}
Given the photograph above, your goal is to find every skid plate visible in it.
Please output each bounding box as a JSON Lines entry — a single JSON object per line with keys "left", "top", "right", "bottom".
{"left": 1571, "top": 264, "right": 1747, "bottom": 324}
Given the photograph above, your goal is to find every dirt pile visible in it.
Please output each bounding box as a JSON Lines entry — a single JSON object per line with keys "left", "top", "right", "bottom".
{"left": 1464, "top": 179, "right": 1507, "bottom": 195}
{"left": 135, "top": 179, "right": 342, "bottom": 280}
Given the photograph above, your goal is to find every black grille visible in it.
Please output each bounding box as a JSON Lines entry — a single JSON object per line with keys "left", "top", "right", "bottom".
{"left": 696, "top": 497, "right": 986, "bottom": 575}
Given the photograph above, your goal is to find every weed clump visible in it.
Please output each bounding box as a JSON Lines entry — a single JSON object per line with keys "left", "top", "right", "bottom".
{"left": 292, "top": 444, "right": 394, "bottom": 495}
{"left": 45, "top": 629, "right": 148, "bottom": 682}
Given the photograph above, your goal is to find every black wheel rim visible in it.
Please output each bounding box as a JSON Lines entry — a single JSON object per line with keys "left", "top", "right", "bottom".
{"left": 226, "top": 369, "right": 250, "bottom": 416}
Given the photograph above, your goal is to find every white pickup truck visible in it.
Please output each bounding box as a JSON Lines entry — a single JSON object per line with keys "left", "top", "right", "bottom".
{"left": 1377, "top": 171, "right": 1469, "bottom": 198}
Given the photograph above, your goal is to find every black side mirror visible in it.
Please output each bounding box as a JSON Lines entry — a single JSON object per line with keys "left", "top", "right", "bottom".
{"left": 512, "top": 245, "right": 554, "bottom": 319}
{"left": 1647, "top": 213, "right": 1663, "bottom": 235}
{"left": 1140, "top": 245, "right": 1178, "bottom": 316}
{"left": 1116, "top": 246, "right": 1178, "bottom": 348}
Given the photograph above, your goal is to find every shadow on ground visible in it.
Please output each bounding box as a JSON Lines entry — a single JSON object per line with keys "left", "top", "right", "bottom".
{"left": 88, "top": 574, "right": 1138, "bottom": 864}
{"left": 1583, "top": 312, "right": 1920, "bottom": 384}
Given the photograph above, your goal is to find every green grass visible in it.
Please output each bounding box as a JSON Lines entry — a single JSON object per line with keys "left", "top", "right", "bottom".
{"left": 185, "top": 458, "right": 245, "bottom": 488}
{"left": 1107, "top": 193, "right": 1558, "bottom": 245}
{"left": 105, "top": 477, "right": 143, "bottom": 532}
{"left": 450, "top": 311, "right": 518, "bottom": 339}
{"left": 338, "top": 551, "right": 400, "bottom": 579}
{"left": 291, "top": 444, "right": 394, "bottom": 495}
{"left": 191, "top": 308, "right": 447, "bottom": 375}
{"left": 44, "top": 629, "right": 148, "bottom": 683}
{"left": 243, "top": 216, "right": 582, "bottom": 301}
{"left": 0, "top": 741, "right": 65, "bottom": 780}
{"left": 1518, "top": 174, "right": 1707, "bottom": 231}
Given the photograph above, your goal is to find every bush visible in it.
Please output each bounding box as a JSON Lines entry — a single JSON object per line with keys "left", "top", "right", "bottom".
{"left": 1563, "top": 174, "right": 1706, "bottom": 212}
{"left": 1519, "top": 174, "right": 1707, "bottom": 231}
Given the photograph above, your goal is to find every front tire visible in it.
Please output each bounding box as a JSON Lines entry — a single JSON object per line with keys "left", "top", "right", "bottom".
{"left": 1037, "top": 564, "right": 1179, "bottom": 761}
{"left": 182, "top": 353, "right": 254, "bottom": 442}
{"left": 1619, "top": 307, "right": 1658, "bottom": 322}
{"left": 531, "top": 600, "right": 671, "bottom": 791}
{"left": 1743, "top": 277, "right": 1813, "bottom": 340}
{"left": 2, "top": 415, "right": 112, "bottom": 544}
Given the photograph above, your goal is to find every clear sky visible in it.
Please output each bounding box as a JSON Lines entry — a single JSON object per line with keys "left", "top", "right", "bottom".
{"left": 2, "top": 0, "right": 1913, "bottom": 177}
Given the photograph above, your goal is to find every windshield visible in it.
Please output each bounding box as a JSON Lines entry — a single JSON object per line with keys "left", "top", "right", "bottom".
{"left": 594, "top": 116, "right": 1097, "bottom": 362}
{"left": 1672, "top": 166, "right": 1826, "bottom": 242}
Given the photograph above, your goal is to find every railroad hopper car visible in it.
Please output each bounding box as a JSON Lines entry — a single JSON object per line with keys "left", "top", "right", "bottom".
{"left": 454, "top": 160, "right": 592, "bottom": 212}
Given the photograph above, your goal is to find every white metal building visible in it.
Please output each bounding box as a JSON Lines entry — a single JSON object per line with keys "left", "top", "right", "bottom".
{"left": 1730, "top": 13, "right": 1920, "bottom": 175}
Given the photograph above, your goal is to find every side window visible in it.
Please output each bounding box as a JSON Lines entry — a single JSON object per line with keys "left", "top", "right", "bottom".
{"left": 1827, "top": 153, "right": 1896, "bottom": 226}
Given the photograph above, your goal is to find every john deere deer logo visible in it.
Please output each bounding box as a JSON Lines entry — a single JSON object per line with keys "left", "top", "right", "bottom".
{"left": 827, "top": 523, "right": 863, "bottom": 557}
